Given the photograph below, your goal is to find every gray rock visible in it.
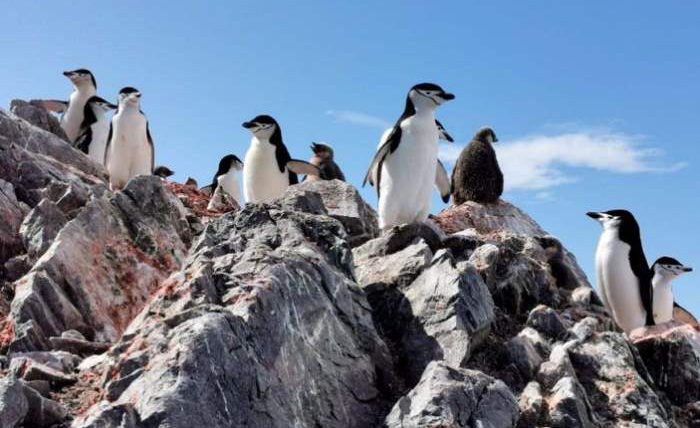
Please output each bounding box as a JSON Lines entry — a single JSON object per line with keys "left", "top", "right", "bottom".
{"left": 385, "top": 361, "right": 518, "bottom": 428}
{"left": 74, "top": 402, "right": 140, "bottom": 428}
{"left": 548, "top": 376, "right": 593, "bottom": 428}
{"left": 20, "top": 198, "right": 67, "bottom": 260}
{"left": 517, "top": 381, "right": 544, "bottom": 428}
{"left": 506, "top": 330, "right": 544, "bottom": 380}
{"left": 10, "top": 357, "right": 76, "bottom": 386}
{"left": 527, "top": 304, "right": 568, "bottom": 340}
{"left": 21, "top": 381, "right": 67, "bottom": 427}
{"left": 9, "top": 99, "right": 68, "bottom": 140}
{"left": 0, "top": 179, "right": 27, "bottom": 264}
{"left": 3, "top": 254, "right": 31, "bottom": 282}
{"left": 0, "top": 376, "right": 28, "bottom": 428}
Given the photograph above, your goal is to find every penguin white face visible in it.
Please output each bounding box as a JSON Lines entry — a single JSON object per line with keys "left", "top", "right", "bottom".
{"left": 586, "top": 211, "right": 624, "bottom": 229}
{"left": 88, "top": 96, "right": 117, "bottom": 113}
{"left": 63, "top": 69, "right": 96, "bottom": 88}
{"left": 118, "top": 87, "right": 142, "bottom": 107}
{"left": 653, "top": 257, "right": 693, "bottom": 279}
{"left": 311, "top": 142, "right": 334, "bottom": 159}
{"left": 409, "top": 83, "right": 455, "bottom": 109}
{"left": 242, "top": 115, "right": 278, "bottom": 141}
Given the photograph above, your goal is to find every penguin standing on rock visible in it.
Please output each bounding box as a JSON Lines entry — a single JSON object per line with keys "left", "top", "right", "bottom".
{"left": 307, "top": 143, "right": 345, "bottom": 182}
{"left": 74, "top": 96, "right": 117, "bottom": 165}
{"left": 41, "top": 69, "right": 98, "bottom": 142}
{"left": 242, "top": 115, "right": 320, "bottom": 203}
{"left": 363, "top": 83, "right": 455, "bottom": 229}
{"left": 451, "top": 127, "right": 503, "bottom": 205}
{"left": 587, "top": 210, "right": 655, "bottom": 333}
{"left": 210, "top": 154, "right": 244, "bottom": 205}
{"left": 104, "top": 87, "right": 155, "bottom": 191}
{"left": 650, "top": 257, "right": 693, "bottom": 324}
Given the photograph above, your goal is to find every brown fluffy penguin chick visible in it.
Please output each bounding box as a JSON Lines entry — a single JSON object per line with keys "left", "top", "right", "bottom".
{"left": 451, "top": 127, "right": 503, "bottom": 204}
{"left": 307, "top": 142, "right": 346, "bottom": 181}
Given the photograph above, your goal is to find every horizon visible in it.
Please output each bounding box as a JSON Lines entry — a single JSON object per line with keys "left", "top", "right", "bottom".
{"left": 1, "top": 2, "right": 698, "bottom": 315}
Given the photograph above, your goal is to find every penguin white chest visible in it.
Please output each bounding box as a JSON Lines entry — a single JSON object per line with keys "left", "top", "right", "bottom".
{"left": 219, "top": 170, "right": 241, "bottom": 204}
{"left": 62, "top": 90, "right": 93, "bottom": 142}
{"left": 88, "top": 116, "right": 110, "bottom": 165}
{"left": 243, "top": 139, "right": 289, "bottom": 203}
{"left": 106, "top": 110, "right": 151, "bottom": 189}
{"left": 652, "top": 279, "right": 674, "bottom": 324}
{"left": 595, "top": 230, "right": 646, "bottom": 332}
{"left": 378, "top": 115, "right": 439, "bottom": 228}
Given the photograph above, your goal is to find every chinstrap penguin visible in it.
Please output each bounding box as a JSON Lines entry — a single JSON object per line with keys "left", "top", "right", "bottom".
{"left": 363, "top": 83, "right": 455, "bottom": 229}
{"left": 307, "top": 142, "right": 345, "bottom": 182}
{"left": 153, "top": 166, "right": 175, "bottom": 179}
{"left": 74, "top": 96, "right": 117, "bottom": 165}
{"left": 435, "top": 120, "right": 454, "bottom": 143}
{"left": 651, "top": 256, "right": 693, "bottom": 324}
{"left": 41, "top": 69, "right": 98, "bottom": 143}
{"left": 242, "top": 115, "right": 320, "bottom": 203}
{"left": 104, "top": 87, "right": 155, "bottom": 191}
{"left": 210, "top": 154, "right": 244, "bottom": 205}
{"left": 451, "top": 127, "right": 503, "bottom": 205}
{"left": 587, "top": 210, "right": 655, "bottom": 333}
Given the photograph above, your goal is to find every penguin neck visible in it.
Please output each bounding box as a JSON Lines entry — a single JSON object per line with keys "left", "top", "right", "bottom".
{"left": 652, "top": 272, "right": 673, "bottom": 291}
{"left": 72, "top": 84, "right": 96, "bottom": 99}
{"left": 119, "top": 103, "right": 141, "bottom": 116}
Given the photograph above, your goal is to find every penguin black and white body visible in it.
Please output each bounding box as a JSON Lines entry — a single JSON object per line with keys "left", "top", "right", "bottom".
{"left": 435, "top": 120, "right": 454, "bottom": 143}
{"left": 153, "top": 166, "right": 175, "bottom": 179}
{"left": 104, "top": 87, "right": 154, "bottom": 191}
{"left": 587, "top": 210, "right": 655, "bottom": 333}
{"left": 241, "top": 115, "right": 320, "bottom": 203}
{"left": 41, "top": 69, "right": 98, "bottom": 143}
{"left": 651, "top": 256, "right": 693, "bottom": 324}
{"left": 363, "top": 83, "right": 455, "bottom": 229}
{"left": 307, "top": 143, "right": 345, "bottom": 182}
{"left": 74, "top": 96, "right": 117, "bottom": 165}
{"left": 451, "top": 127, "right": 503, "bottom": 205}
{"left": 210, "top": 154, "right": 243, "bottom": 205}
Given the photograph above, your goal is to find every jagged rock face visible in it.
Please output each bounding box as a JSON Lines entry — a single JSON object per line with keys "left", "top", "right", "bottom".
{"left": 9, "top": 99, "right": 68, "bottom": 140}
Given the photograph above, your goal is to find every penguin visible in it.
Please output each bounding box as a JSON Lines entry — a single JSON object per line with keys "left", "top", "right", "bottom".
{"left": 241, "top": 115, "right": 320, "bottom": 203}
{"left": 209, "top": 154, "right": 244, "bottom": 205}
{"left": 451, "top": 127, "right": 503, "bottom": 205}
{"left": 153, "top": 166, "right": 175, "bottom": 179}
{"left": 307, "top": 143, "right": 346, "bottom": 182}
{"left": 650, "top": 256, "right": 693, "bottom": 324}
{"left": 435, "top": 120, "right": 454, "bottom": 143}
{"left": 74, "top": 96, "right": 117, "bottom": 165}
{"left": 104, "top": 87, "right": 155, "bottom": 191}
{"left": 363, "top": 83, "right": 455, "bottom": 229}
{"left": 587, "top": 210, "right": 655, "bottom": 333}
{"left": 41, "top": 69, "right": 98, "bottom": 143}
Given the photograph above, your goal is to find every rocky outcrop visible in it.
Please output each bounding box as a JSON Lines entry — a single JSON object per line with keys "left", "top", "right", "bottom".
{"left": 0, "top": 104, "right": 699, "bottom": 427}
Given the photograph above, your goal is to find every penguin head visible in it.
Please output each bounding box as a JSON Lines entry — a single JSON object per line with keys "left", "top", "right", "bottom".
{"left": 474, "top": 127, "right": 498, "bottom": 144}
{"left": 218, "top": 154, "right": 244, "bottom": 174}
{"left": 311, "top": 142, "right": 334, "bottom": 159}
{"left": 586, "top": 209, "right": 637, "bottom": 230}
{"left": 242, "top": 115, "right": 279, "bottom": 141}
{"left": 408, "top": 83, "right": 455, "bottom": 110}
{"left": 87, "top": 96, "right": 117, "bottom": 113}
{"left": 118, "top": 87, "right": 142, "bottom": 107}
{"left": 652, "top": 256, "right": 693, "bottom": 279}
{"left": 63, "top": 68, "right": 96, "bottom": 89}
{"left": 435, "top": 120, "right": 454, "bottom": 143}
{"left": 153, "top": 166, "right": 175, "bottom": 178}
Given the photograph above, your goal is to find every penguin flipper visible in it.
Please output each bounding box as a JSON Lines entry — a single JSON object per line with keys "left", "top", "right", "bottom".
{"left": 104, "top": 122, "right": 114, "bottom": 166}
{"left": 40, "top": 99, "right": 69, "bottom": 113}
{"left": 673, "top": 302, "right": 699, "bottom": 325}
{"left": 435, "top": 160, "right": 451, "bottom": 203}
{"left": 146, "top": 122, "right": 155, "bottom": 173}
{"left": 363, "top": 125, "right": 402, "bottom": 189}
{"left": 287, "top": 160, "right": 321, "bottom": 176}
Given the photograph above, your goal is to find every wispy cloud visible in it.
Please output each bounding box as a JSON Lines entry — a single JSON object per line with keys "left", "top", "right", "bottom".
{"left": 440, "top": 130, "right": 686, "bottom": 192}
{"left": 326, "top": 110, "right": 391, "bottom": 129}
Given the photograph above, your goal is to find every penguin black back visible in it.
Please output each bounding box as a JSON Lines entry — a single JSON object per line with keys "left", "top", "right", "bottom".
{"left": 451, "top": 127, "right": 503, "bottom": 204}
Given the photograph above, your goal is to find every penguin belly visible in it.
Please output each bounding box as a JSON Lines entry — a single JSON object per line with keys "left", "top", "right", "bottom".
{"left": 378, "top": 117, "right": 438, "bottom": 228}
{"left": 62, "top": 91, "right": 92, "bottom": 142}
{"left": 243, "top": 140, "right": 289, "bottom": 203}
{"left": 652, "top": 282, "right": 674, "bottom": 323}
{"left": 219, "top": 171, "right": 241, "bottom": 205}
{"left": 595, "top": 231, "right": 647, "bottom": 333}
{"left": 107, "top": 112, "right": 150, "bottom": 189}
{"left": 87, "top": 119, "right": 110, "bottom": 166}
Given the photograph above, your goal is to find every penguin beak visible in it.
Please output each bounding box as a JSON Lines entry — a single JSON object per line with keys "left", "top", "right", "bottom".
{"left": 242, "top": 121, "right": 255, "bottom": 129}
{"left": 439, "top": 92, "right": 455, "bottom": 101}
{"left": 443, "top": 132, "right": 454, "bottom": 143}
{"left": 586, "top": 211, "right": 603, "bottom": 219}
{"left": 106, "top": 102, "right": 118, "bottom": 110}
{"left": 63, "top": 71, "right": 76, "bottom": 79}
{"left": 682, "top": 266, "right": 693, "bottom": 273}
{"left": 493, "top": 136, "right": 499, "bottom": 143}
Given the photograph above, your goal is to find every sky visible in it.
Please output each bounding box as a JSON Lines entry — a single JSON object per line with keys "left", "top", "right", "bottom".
{"left": 1, "top": 2, "right": 698, "bottom": 315}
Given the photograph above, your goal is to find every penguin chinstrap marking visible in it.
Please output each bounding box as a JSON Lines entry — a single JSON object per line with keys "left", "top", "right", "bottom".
{"left": 74, "top": 96, "right": 117, "bottom": 165}
{"left": 306, "top": 143, "right": 346, "bottom": 182}
{"left": 210, "top": 154, "right": 244, "bottom": 205}
{"left": 104, "top": 87, "right": 155, "bottom": 191}
{"left": 451, "top": 127, "right": 503, "bottom": 205}
{"left": 242, "top": 115, "right": 320, "bottom": 203}
{"left": 363, "top": 83, "right": 455, "bottom": 229}
{"left": 587, "top": 210, "right": 655, "bottom": 333}
{"left": 41, "top": 69, "right": 98, "bottom": 143}
{"left": 651, "top": 256, "right": 693, "bottom": 324}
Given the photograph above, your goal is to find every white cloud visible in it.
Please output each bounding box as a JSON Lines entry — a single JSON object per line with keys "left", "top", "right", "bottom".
{"left": 326, "top": 110, "right": 391, "bottom": 129}
{"left": 439, "top": 130, "right": 686, "bottom": 192}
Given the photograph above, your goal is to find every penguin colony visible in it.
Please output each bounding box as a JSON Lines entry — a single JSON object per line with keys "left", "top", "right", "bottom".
{"left": 41, "top": 70, "right": 694, "bottom": 334}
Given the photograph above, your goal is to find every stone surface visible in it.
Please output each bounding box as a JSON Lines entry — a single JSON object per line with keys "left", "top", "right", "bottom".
{"left": 20, "top": 198, "right": 67, "bottom": 260}
{"left": 0, "top": 179, "right": 27, "bottom": 264}
{"left": 22, "top": 380, "right": 68, "bottom": 427}
{"left": 9, "top": 99, "right": 68, "bottom": 140}
{"left": 385, "top": 361, "right": 518, "bottom": 428}
{"left": 0, "top": 375, "right": 28, "bottom": 427}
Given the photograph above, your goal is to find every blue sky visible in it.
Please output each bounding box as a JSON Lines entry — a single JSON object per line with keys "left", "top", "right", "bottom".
{"left": 1, "top": 2, "right": 698, "bottom": 315}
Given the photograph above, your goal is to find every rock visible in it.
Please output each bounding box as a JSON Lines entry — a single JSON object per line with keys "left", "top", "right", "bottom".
{"left": 527, "top": 304, "right": 568, "bottom": 340}
{"left": 19, "top": 198, "right": 67, "bottom": 260}
{"left": 548, "top": 376, "right": 593, "bottom": 428}
{"left": 10, "top": 358, "right": 77, "bottom": 387}
{"left": 8, "top": 350, "right": 80, "bottom": 373}
{"left": 292, "top": 180, "right": 379, "bottom": 246}
{"left": 75, "top": 402, "right": 141, "bottom": 428}
{"left": 3, "top": 254, "right": 31, "bottom": 282}
{"left": 506, "top": 330, "right": 544, "bottom": 380}
{"left": 49, "top": 336, "right": 111, "bottom": 356}
{"left": 635, "top": 324, "right": 700, "bottom": 406}
{"left": 21, "top": 381, "right": 67, "bottom": 427}
{"left": 517, "top": 381, "right": 544, "bottom": 428}
{"left": 9, "top": 99, "right": 68, "bottom": 140}
{"left": 0, "top": 179, "right": 27, "bottom": 264}
{"left": 385, "top": 361, "right": 518, "bottom": 428}
{"left": 0, "top": 375, "right": 28, "bottom": 428}
{"left": 206, "top": 184, "right": 240, "bottom": 213}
